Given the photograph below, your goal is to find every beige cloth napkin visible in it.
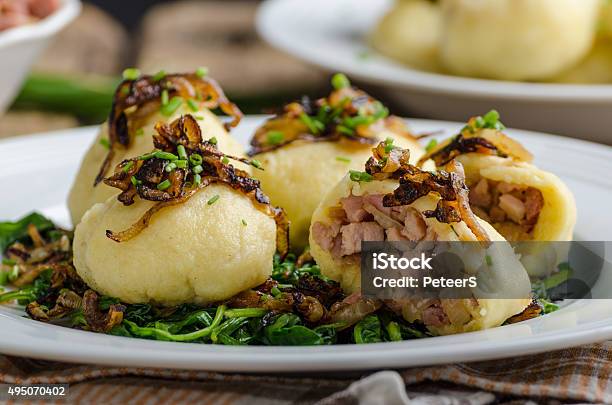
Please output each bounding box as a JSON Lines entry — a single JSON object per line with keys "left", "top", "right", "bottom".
{"left": 1, "top": 342, "right": 610, "bottom": 404}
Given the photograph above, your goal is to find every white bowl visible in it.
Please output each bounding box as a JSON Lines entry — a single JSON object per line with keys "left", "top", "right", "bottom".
{"left": 0, "top": 0, "right": 81, "bottom": 114}
{"left": 256, "top": 0, "right": 612, "bottom": 145}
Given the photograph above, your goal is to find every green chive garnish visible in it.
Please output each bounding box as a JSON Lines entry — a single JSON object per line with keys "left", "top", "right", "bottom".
{"left": 196, "top": 66, "right": 209, "bottom": 78}
{"left": 194, "top": 115, "right": 205, "bottom": 120}
{"left": 136, "top": 128, "right": 145, "bottom": 137}
{"left": 271, "top": 286, "right": 282, "bottom": 297}
{"left": 331, "top": 73, "right": 351, "bottom": 90}
{"left": 349, "top": 170, "right": 373, "bottom": 182}
{"left": 222, "top": 157, "right": 229, "bottom": 164}
{"left": 266, "top": 131, "right": 285, "bottom": 145}
{"left": 241, "top": 219, "right": 247, "bottom": 226}
{"left": 207, "top": 195, "right": 220, "bottom": 205}
{"left": 485, "top": 255, "right": 493, "bottom": 266}
{"left": 193, "top": 165, "right": 203, "bottom": 174}
{"left": 157, "top": 179, "right": 172, "bottom": 191}
{"left": 161, "top": 89, "right": 169, "bottom": 106}
{"left": 194, "top": 174, "right": 202, "bottom": 185}
{"left": 175, "top": 159, "right": 188, "bottom": 169}
{"left": 99, "top": 138, "right": 111, "bottom": 149}
{"left": 209, "top": 137, "right": 218, "bottom": 145}
{"left": 122, "top": 68, "right": 140, "bottom": 80}
{"left": 337, "top": 125, "right": 354, "bottom": 136}
{"left": 425, "top": 139, "right": 438, "bottom": 153}
{"left": 161, "top": 96, "right": 183, "bottom": 116}
{"left": 187, "top": 99, "right": 199, "bottom": 112}
{"left": 250, "top": 159, "right": 263, "bottom": 169}
{"left": 336, "top": 156, "right": 351, "bottom": 163}
{"left": 384, "top": 137, "right": 395, "bottom": 153}
{"left": 152, "top": 70, "right": 166, "bottom": 82}
{"left": 130, "top": 176, "right": 141, "bottom": 187}
{"left": 177, "top": 145, "right": 187, "bottom": 160}
{"left": 165, "top": 162, "right": 177, "bottom": 172}
{"left": 300, "top": 113, "right": 324, "bottom": 134}
{"left": 137, "top": 151, "right": 157, "bottom": 160}
{"left": 122, "top": 161, "right": 134, "bottom": 173}
{"left": 189, "top": 153, "right": 203, "bottom": 166}
{"left": 154, "top": 151, "right": 178, "bottom": 161}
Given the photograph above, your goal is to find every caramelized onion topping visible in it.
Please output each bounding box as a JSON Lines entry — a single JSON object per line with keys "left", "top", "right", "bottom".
{"left": 95, "top": 71, "right": 243, "bottom": 186}
{"left": 248, "top": 85, "right": 415, "bottom": 155}
{"left": 103, "top": 114, "right": 289, "bottom": 257}
{"left": 365, "top": 141, "right": 491, "bottom": 243}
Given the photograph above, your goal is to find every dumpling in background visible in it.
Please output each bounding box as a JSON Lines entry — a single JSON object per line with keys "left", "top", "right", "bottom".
{"left": 369, "top": 0, "right": 442, "bottom": 72}
{"left": 439, "top": 0, "right": 600, "bottom": 81}
{"left": 249, "top": 74, "right": 426, "bottom": 251}
{"left": 67, "top": 70, "right": 246, "bottom": 226}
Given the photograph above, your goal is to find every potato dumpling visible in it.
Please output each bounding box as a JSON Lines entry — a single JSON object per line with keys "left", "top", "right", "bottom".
{"left": 249, "top": 76, "right": 425, "bottom": 250}
{"left": 369, "top": 0, "right": 442, "bottom": 72}
{"left": 551, "top": 39, "right": 612, "bottom": 84}
{"left": 308, "top": 143, "right": 531, "bottom": 335}
{"left": 73, "top": 184, "right": 276, "bottom": 306}
{"left": 439, "top": 0, "right": 599, "bottom": 80}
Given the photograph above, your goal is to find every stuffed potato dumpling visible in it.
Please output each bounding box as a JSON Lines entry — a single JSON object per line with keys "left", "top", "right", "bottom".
{"left": 249, "top": 74, "right": 426, "bottom": 250}
{"left": 309, "top": 141, "right": 531, "bottom": 335}
{"left": 73, "top": 115, "right": 288, "bottom": 306}
{"left": 68, "top": 70, "right": 247, "bottom": 226}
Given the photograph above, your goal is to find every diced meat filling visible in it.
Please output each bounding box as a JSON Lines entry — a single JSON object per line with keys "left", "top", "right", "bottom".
{"left": 468, "top": 178, "right": 544, "bottom": 240}
{"left": 312, "top": 193, "right": 435, "bottom": 259}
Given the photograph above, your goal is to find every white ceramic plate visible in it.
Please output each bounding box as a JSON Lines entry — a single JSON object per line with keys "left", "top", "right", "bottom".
{"left": 256, "top": 0, "right": 612, "bottom": 144}
{"left": 1, "top": 117, "right": 611, "bottom": 372}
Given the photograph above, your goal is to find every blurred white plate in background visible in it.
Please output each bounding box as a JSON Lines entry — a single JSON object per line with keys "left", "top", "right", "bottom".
{"left": 256, "top": 0, "right": 612, "bottom": 145}
{"left": 0, "top": 117, "right": 612, "bottom": 371}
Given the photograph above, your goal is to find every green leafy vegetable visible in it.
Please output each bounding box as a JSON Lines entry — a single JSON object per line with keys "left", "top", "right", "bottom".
{"left": 0, "top": 212, "right": 55, "bottom": 252}
{"left": 354, "top": 315, "right": 383, "bottom": 344}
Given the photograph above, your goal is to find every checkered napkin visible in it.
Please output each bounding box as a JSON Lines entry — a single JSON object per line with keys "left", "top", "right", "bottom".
{"left": 1, "top": 342, "right": 610, "bottom": 404}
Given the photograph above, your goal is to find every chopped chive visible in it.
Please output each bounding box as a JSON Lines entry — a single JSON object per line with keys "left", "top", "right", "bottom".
{"left": 196, "top": 66, "right": 209, "bottom": 78}
{"left": 209, "top": 137, "right": 218, "bottom": 145}
{"left": 137, "top": 151, "right": 157, "bottom": 160}
{"left": 250, "top": 159, "right": 263, "bottom": 169}
{"left": 177, "top": 145, "right": 187, "bottom": 160}
{"left": 300, "top": 113, "right": 324, "bottom": 134}
{"left": 157, "top": 179, "right": 172, "bottom": 191}
{"left": 270, "top": 286, "right": 282, "bottom": 297}
{"left": 266, "top": 131, "right": 285, "bottom": 145}
{"left": 130, "top": 176, "right": 141, "bottom": 187}
{"left": 8, "top": 265, "right": 19, "bottom": 282}
{"left": 193, "top": 165, "right": 203, "bottom": 174}
{"left": 207, "top": 195, "right": 220, "bottom": 205}
{"left": 154, "top": 151, "right": 178, "bottom": 161}
{"left": 189, "top": 153, "right": 203, "bottom": 166}
{"left": 0, "top": 272, "right": 8, "bottom": 286}
{"left": 136, "top": 128, "right": 145, "bottom": 137}
{"left": 99, "top": 138, "right": 111, "bottom": 149}
{"left": 485, "top": 255, "right": 493, "bottom": 266}
{"left": 194, "top": 115, "right": 205, "bottom": 120}
{"left": 337, "top": 125, "right": 354, "bottom": 136}
{"left": 122, "top": 161, "right": 134, "bottom": 173}
{"left": 1, "top": 258, "right": 16, "bottom": 266}
{"left": 222, "top": 157, "right": 229, "bottom": 164}
{"left": 349, "top": 170, "right": 373, "bottom": 182}
{"left": 165, "top": 162, "right": 177, "bottom": 172}
{"left": 175, "top": 159, "right": 188, "bottom": 169}
{"left": 161, "top": 96, "right": 183, "bottom": 116}
{"left": 187, "top": 99, "right": 199, "bottom": 112}
{"left": 241, "top": 219, "right": 247, "bottom": 226}
{"left": 122, "top": 68, "right": 140, "bottom": 80}
{"left": 161, "top": 89, "right": 169, "bottom": 106}
{"left": 331, "top": 73, "right": 351, "bottom": 90}
{"left": 336, "top": 156, "right": 351, "bottom": 163}
{"left": 343, "top": 115, "right": 374, "bottom": 129}
{"left": 384, "top": 137, "right": 395, "bottom": 153}
{"left": 152, "top": 70, "right": 166, "bottom": 82}
{"left": 425, "top": 139, "right": 438, "bottom": 153}
{"left": 194, "top": 174, "right": 202, "bottom": 185}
